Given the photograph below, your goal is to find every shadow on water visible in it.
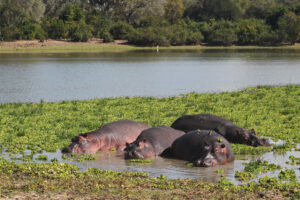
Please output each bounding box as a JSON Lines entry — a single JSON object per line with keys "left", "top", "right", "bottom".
{"left": 1, "top": 141, "right": 299, "bottom": 184}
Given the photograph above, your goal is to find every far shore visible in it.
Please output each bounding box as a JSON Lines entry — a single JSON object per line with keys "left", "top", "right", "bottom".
{"left": 1, "top": 39, "right": 300, "bottom": 53}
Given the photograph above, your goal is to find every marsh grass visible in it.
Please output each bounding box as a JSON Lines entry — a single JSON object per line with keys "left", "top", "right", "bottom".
{"left": 0, "top": 85, "right": 299, "bottom": 157}
{"left": 0, "top": 85, "right": 299, "bottom": 198}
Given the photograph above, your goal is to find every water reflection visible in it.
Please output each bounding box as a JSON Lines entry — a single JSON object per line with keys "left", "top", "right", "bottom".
{"left": 1, "top": 50, "right": 300, "bottom": 103}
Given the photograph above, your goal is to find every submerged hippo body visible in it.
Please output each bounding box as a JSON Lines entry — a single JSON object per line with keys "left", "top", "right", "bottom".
{"left": 63, "top": 120, "right": 151, "bottom": 154}
{"left": 170, "top": 130, "right": 234, "bottom": 167}
{"left": 124, "top": 126, "right": 185, "bottom": 159}
{"left": 171, "top": 114, "right": 269, "bottom": 147}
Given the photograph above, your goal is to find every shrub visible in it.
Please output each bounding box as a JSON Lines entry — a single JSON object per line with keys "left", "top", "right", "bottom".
{"left": 110, "top": 21, "right": 135, "bottom": 40}
{"left": 236, "top": 19, "right": 273, "bottom": 45}
{"left": 68, "top": 21, "right": 92, "bottom": 42}
{"left": 206, "top": 19, "right": 238, "bottom": 46}
{"left": 101, "top": 31, "right": 114, "bottom": 43}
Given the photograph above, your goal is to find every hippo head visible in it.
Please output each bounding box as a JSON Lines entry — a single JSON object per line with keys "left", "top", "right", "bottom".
{"left": 239, "top": 129, "right": 270, "bottom": 147}
{"left": 193, "top": 134, "right": 234, "bottom": 167}
{"left": 72, "top": 135, "right": 100, "bottom": 154}
{"left": 124, "top": 139, "right": 155, "bottom": 159}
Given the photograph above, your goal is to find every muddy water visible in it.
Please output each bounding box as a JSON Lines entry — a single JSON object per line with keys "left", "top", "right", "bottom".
{"left": 2, "top": 145, "right": 299, "bottom": 184}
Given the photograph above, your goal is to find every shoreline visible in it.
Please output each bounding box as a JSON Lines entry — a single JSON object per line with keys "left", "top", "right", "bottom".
{"left": 1, "top": 39, "right": 300, "bottom": 53}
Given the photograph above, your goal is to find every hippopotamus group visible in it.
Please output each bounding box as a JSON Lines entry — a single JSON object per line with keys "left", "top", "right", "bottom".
{"left": 63, "top": 113, "right": 269, "bottom": 167}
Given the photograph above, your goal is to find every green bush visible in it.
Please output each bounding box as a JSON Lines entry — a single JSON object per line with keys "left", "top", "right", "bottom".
{"left": 101, "top": 31, "right": 114, "bottom": 43}
{"left": 206, "top": 19, "right": 238, "bottom": 46}
{"left": 110, "top": 21, "right": 135, "bottom": 40}
{"left": 236, "top": 19, "right": 273, "bottom": 45}
{"left": 128, "top": 28, "right": 170, "bottom": 46}
{"left": 42, "top": 18, "right": 67, "bottom": 40}
{"left": 68, "top": 21, "right": 92, "bottom": 42}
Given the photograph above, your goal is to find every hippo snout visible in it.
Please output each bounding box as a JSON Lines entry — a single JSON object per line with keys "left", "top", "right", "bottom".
{"left": 194, "top": 154, "right": 218, "bottom": 167}
{"left": 125, "top": 150, "right": 145, "bottom": 159}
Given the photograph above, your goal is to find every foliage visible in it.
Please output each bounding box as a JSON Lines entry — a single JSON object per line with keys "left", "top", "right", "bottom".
{"left": 164, "top": 0, "right": 184, "bottom": 23}
{"left": 206, "top": 19, "right": 238, "bottom": 46}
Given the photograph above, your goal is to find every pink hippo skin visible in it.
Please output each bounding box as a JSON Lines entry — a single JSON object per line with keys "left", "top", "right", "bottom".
{"left": 62, "top": 120, "right": 151, "bottom": 154}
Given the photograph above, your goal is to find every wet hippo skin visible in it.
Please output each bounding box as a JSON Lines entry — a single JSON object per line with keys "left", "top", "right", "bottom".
{"left": 170, "top": 130, "right": 234, "bottom": 167}
{"left": 124, "top": 126, "right": 185, "bottom": 159}
{"left": 62, "top": 120, "right": 151, "bottom": 154}
{"left": 171, "top": 114, "right": 270, "bottom": 147}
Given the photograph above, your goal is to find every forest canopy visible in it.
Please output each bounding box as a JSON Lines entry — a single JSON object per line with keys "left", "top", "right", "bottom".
{"left": 0, "top": 0, "right": 299, "bottom": 46}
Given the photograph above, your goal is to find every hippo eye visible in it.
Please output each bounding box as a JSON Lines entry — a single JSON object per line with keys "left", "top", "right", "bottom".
{"left": 220, "top": 144, "right": 225, "bottom": 148}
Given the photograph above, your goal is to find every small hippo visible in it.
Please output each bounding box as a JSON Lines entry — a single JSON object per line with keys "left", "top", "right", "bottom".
{"left": 171, "top": 114, "right": 269, "bottom": 147}
{"left": 170, "top": 130, "right": 234, "bottom": 167}
{"left": 62, "top": 120, "right": 151, "bottom": 154}
{"left": 124, "top": 126, "right": 185, "bottom": 159}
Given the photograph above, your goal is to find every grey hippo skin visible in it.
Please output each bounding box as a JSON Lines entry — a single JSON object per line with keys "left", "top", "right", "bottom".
{"left": 124, "top": 126, "right": 185, "bottom": 159}
{"left": 62, "top": 120, "right": 151, "bottom": 154}
{"left": 171, "top": 114, "right": 270, "bottom": 147}
{"left": 170, "top": 130, "right": 234, "bottom": 167}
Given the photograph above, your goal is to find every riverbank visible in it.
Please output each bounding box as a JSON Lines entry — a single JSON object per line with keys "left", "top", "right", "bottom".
{"left": 0, "top": 85, "right": 299, "bottom": 199}
{"left": 1, "top": 39, "right": 300, "bottom": 53}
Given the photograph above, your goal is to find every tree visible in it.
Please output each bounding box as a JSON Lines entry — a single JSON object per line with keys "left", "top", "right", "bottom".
{"left": 278, "top": 11, "right": 300, "bottom": 44}
{"left": 164, "top": 0, "right": 184, "bottom": 23}
{"left": 206, "top": 19, "right": 238, "bottom": 46}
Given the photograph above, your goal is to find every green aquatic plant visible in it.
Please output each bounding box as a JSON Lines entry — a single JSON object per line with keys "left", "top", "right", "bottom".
{"left": 128, "top": 159, "right": 153, "bottom": 163}
{"left": 235, "top": 159, "right": 282, "bottom": 181}
{"left": 35, "top": 155, "right": 48, "bottom": 161}
{"left": 278, "top": 169, "right": 297, "bottom": 182}
{"left": 77, "top": 154, "right": 97, "bottom": 162}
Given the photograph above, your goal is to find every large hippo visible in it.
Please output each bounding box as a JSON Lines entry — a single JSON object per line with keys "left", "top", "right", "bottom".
{"left": 170, "top": 130, "right": 234, "bottom": 167}
{"left": 171, "top": 114, "right": 269, "bottom": 147}
{"left": 124, "top": 126, "right": 185, "bottom": 159}
{"left": 62, "top": 120, "right": 151, "bottom": 154}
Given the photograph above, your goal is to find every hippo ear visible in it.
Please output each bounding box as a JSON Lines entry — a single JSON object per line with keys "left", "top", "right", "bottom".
{"left": 126, "top": 142, "right": 130, "bottom": 148}
{"left": 250, "top": 128, "right": 257, "bottom": 136}
{"left": 138, "top": 139, "right": 146, "bottom": 148}
{"left": 78, "top": 136, "right": 87, "bottom": 143}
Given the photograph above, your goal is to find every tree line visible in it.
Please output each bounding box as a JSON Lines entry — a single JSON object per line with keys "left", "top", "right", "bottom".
{"left": 0, "top": 0, "right": 299, "bottom": 46}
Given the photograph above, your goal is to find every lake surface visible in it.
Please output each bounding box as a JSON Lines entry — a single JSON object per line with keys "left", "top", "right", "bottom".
{"left": 1, "top": 49, "right": 300, "bottom": 103}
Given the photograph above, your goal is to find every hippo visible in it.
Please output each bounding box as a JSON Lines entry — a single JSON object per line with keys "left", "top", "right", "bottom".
{"left": 170, "top": 130, "right": 234, "bottom": 167}
{"left": 171, "top": 114, "right": 269, "bottom": 147}
{"left": 62, "top": 120, "right": 151, "bottom": 154}
{"left": 124, "top": 126, "right": 185, "bottom": 159}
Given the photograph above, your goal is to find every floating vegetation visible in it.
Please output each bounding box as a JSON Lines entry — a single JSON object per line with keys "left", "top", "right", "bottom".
{"left": 278, "top": 169, "right": 297, "bottom": 182}
{"left": 286, "top": 155, "right": 300, "bottom": 165}
{"left": 235, "top": 159, "right": 282, "bottom": 181}
{"left": 35, "top": 155, "right": 48, "bottom": 161}
{"left": 128, "top": 159, "right": 153, "bottom": 163}
{"left": 77, "top": 154, "right": 97, "bottom": 162}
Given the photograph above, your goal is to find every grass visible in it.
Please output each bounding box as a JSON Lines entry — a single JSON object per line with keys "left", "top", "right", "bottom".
{"left": 1, "top": 42, "right": 300, "bottom": 53}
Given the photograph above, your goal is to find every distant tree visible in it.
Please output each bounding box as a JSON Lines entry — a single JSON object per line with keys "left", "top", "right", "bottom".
{"left": 206, "top": 19, "right": 238, "bottom": 46}
{"left": 236, "top": 19, "right": 273, "bottom": 45}
{"left": 164, "top": 0, "right": 184, "bottom": 23}
{"left": 278, "top": 11, "right": 300, "bottom": 44}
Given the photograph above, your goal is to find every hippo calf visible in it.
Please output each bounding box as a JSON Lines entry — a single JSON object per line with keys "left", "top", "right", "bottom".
{"left": 124, "top": 126, "right": 185, "bottom": 159}
{"left": 62, "top": 120, "right": 151, "bottom": 154}
{"left": 170, "top": 130, "right": 234, "bottom": 167}
{"left": 171, "top": 114, "right": 269, "bottom": 147}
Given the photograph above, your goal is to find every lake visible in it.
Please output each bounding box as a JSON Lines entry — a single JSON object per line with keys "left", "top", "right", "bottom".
{"left": 1, "top": 49, "right": 300, "bottom": 103}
